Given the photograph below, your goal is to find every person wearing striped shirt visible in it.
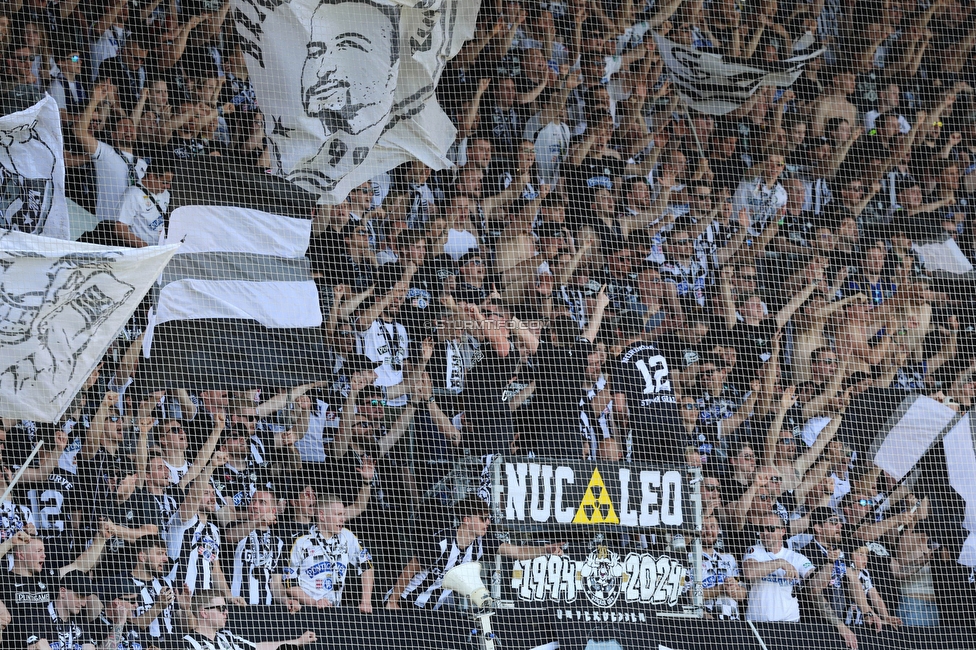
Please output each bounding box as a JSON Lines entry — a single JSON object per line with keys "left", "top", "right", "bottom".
{"left": 163, "top": 451, "right": 242, "bottom": 606}
{"left": 181, "top": 590, "right": 316, "bottom": 650}
{"left": 119, "top": 536, "right": 178, "bottom": 641}
{"left": 385, "top": 495, "right": 564, "bottom": 610}
{"left": 228, "top": 490, "right": 290, "bottom": 608}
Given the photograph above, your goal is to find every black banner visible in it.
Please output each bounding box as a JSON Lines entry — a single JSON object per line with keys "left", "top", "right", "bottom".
{"left": 225, "top": 605, "right": 974, "bottom": 650}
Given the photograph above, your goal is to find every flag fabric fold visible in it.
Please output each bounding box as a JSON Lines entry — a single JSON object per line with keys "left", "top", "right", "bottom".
{"left": 234, "top": 0, "right": 480, "bottom": 204}
{"left": 0, "top": 96, "right": 70, "bottom": 239}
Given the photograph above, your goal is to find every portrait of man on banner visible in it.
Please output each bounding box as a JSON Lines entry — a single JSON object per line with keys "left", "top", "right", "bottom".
{"left": 301, "top": 0, "right": 399, "bottom": 136}
{"left": 294, "top": 0, "right": 400, "bottom": 190}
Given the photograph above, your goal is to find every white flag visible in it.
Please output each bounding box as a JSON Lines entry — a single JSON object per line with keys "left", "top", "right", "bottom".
{"left": 943, "top": 414, "right": 976, "bottom": 567}
{"left": 0, "top": 229, "right": 178, "bottom": 421}
{"left": 913, "top": 235, "right": 974, "bottom": 275}
{"left": 234, "top": 0, "right": 479, "bottom": 203}
{"left": 872, "top": 395, "right": 957, "bottom": 481}
{"left": 652, "top": 33, "right": 822, "bottom": 116}
{"left": 0, "top": 96, "right": 70, "bottom": 239}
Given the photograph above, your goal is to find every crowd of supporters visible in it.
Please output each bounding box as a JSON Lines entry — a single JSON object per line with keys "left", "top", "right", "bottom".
{"left": 3, "top": 0, "right": 976, "bottom": 648}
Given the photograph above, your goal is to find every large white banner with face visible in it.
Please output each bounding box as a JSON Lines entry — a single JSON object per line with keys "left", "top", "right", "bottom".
{"left": 235, "top": 0, "right": 479, "bottom": 204}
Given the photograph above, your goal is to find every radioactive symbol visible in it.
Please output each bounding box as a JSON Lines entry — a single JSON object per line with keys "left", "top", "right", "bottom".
{"left": 572, "top": 468, "right": 619, "bottom": 524}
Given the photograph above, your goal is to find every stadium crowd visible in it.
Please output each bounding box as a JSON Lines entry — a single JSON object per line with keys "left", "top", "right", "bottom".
{"left": 3, "top": 0, "right": 976, "bottom": 648}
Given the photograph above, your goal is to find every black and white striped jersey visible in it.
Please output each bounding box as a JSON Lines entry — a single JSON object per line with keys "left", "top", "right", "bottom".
{"left": 231, "top": 527, "right": 286, "bottom": 605}
{"left": 182, "top": 630, "right": 256, "bottom": 650}
{"left": 164, "top": 513, "right": 221, "bottom": 594}
{"left": 395, "top": 528, "right": 500, "bottom": 610}
{"left": 125, "top": 573, "right": 176, "bottom": 638}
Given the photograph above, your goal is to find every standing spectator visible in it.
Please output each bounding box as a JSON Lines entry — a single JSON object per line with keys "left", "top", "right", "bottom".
{"left": 115, "top": 153, "right": 173, "bottom": 247}
{"left": 89, "top": 579, "right": 146, "bottom": 650}
{"left": 690, "top": 514, "right": 747, "bottom": 620}
{"left": 120, "top": 536, "right": 178, "bottom": 641}
{"left": 228, "top": 490, "right": 289, "bottom": 607}
{"left": 742, "top": 515, "right": 818, "bottom": 624}
{"left": 75, "top": 84, "right": 147, "bottom": 236}
{"left": 47, "top": 40, "right": 87, "bottom": 117}
{"left": 98, "top": 27, "right": 149, "bottom": 115}
{"left": 845, "top": 545, "right": 901, "bottom": 629}
{"left": 386, "top": 495, "right": 563, "bottom": 610}
{"left": 611, "top": 309, "right": 682, "bottom": 465}
{"left": 7, "top": 570, "right": 99, "bottom": 650}
{"left": 284, "top": 496, "right": 374, "bottom": 612}
{"left": 164, "top": 452, "right": 240, "bottom": 603}
{"left": 0, "top": 36, "right": 44, "bottom": 114}
{"left": 733, "top": 153, "right": 788, "bottom": 237}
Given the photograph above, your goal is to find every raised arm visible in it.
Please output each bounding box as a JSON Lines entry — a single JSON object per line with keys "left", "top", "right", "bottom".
{"left": 178, "top": 413, "right": 225, "bottom": 489}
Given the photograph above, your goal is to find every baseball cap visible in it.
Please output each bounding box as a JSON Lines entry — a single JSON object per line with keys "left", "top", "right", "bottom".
{"left": 99, "top": 577, "right": 142, "bottom": 602}
{"left": 535, "top": 222, "right": 567, "bottom": 239}
{"left": 61, "top": 570, "right": 96, "bottom": 597}
{"left": 810, "top": 506, "right": 840, "bottom": 527}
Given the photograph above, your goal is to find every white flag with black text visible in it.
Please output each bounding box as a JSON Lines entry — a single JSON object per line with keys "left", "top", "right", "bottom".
{"left": 652, "top": 33, "right": 822, "bottom": 116}
{"left": 234, "top": 0, "right": 480, "bottom": 203}
{"left": 0, "top": 228, "right": 178, "bottom": 421}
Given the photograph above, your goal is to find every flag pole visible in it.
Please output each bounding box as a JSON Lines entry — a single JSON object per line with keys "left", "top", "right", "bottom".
{"left": 0, "top": 441, "right": 44, "bottom": 504}
{"left": 681, "top": 100, "right": 707, "bottom": 159}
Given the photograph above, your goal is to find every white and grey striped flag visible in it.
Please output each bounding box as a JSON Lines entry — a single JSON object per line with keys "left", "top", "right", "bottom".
{"left": 652, "top": 33, "right": 823, "bottom": 116}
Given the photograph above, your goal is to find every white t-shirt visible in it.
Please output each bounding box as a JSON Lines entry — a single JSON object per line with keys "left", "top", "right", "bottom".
{"left": 865, "top": 110, "right": 910, "bottom": 134}
{"left": 444, "top": 229, "right": 479, "bottom": 260}
{"left": 118, "top": 185, "right": 170, "bottom": 245}
{"left": 295, "top": 399, "right": 339, "bottom": 463}
{"left": 733, "top": 178, "right": 788, "bottom": 237}
{"left": 357, "top": 319, "right": 410, "bottom": 405}
{"left": 92, "top": 140, "right": 146, "bottom": 223}
{"left": 743, "top": 542, "right": 815, "bottom": 622}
